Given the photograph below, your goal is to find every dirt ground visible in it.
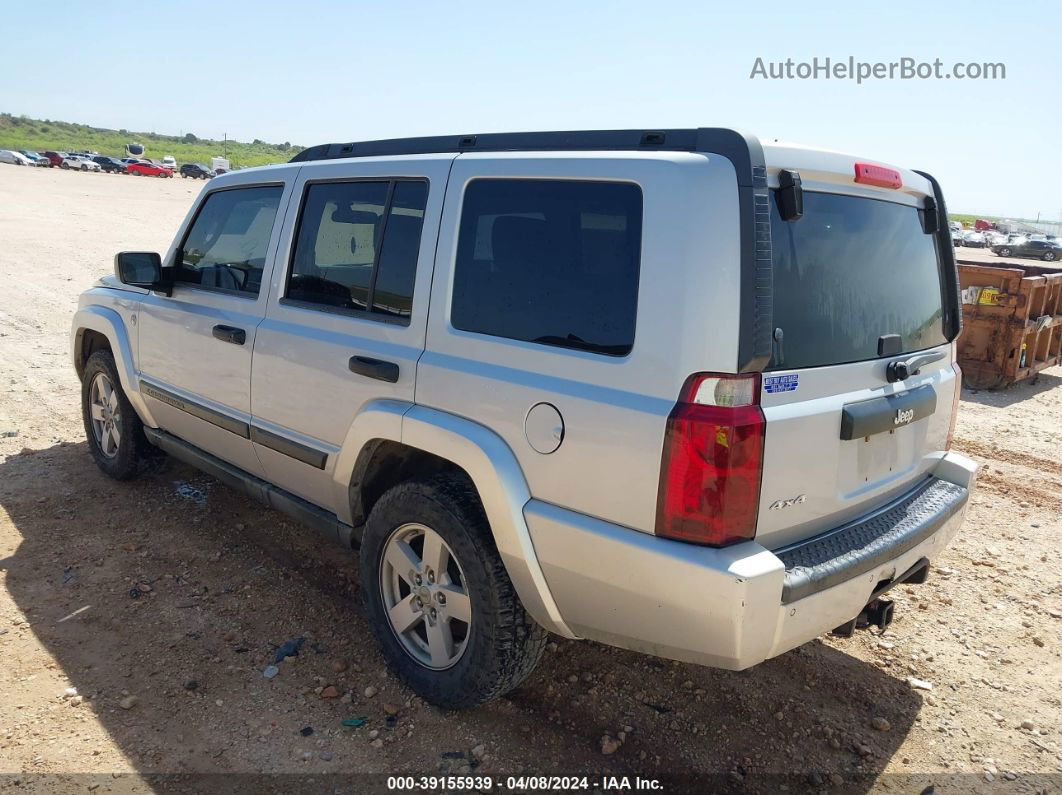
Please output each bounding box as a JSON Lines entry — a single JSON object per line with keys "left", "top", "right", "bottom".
{"left": 0, "top": 164, "right": 1059, "bottom": 794}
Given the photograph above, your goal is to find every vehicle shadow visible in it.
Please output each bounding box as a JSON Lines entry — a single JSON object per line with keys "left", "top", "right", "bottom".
{"left": 0, "top": 441, "right": 928, "bottom": 792}
{"left": 960, "top": 371, "right": 1062, "bottom": 408}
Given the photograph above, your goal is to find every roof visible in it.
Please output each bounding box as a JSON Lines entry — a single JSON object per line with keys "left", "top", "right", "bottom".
{"left": 289, "top": 128, "right": 764, "bottom": 187}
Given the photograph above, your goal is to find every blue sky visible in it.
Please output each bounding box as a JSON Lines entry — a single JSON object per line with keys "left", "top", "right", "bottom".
{"left": 3, "top": 0, "right": 1059, "bottom": 219}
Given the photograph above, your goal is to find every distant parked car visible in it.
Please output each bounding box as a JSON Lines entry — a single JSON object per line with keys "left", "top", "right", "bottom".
{"left": 92, "top": 156, "right": 128, "bottom": 174}
{"left": 0, "top": 149, "right": 35, "bottom": 166}
{"left": 179, "top": 163, "right": 213, "bottom": 179}
{"left": 40, "top": 151, "right": 65, "bottom": 167}
{"left": 161, "top": 155, "right": 177, "bottom": 171}
{"left": 950, "top": 227, "right": 964, "bottom": 247}
{"left": 61, "top": 155, "right": 102, "bottom": 172}
{"left": 127, "top": 160, "right": 173, "bottom": 177}
{"left": 18, "top": 150, "right": 49, "bottom": 166}
{"left": 992, "top": 239, "right": 1061, "bottom": 262}
{"left": 961, "top": 230, "right": 986, "bottom": 248}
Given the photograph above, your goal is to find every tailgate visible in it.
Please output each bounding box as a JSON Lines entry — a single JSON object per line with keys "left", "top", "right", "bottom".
{"left": 753, "top": 174, "right": 958, "bottom": 550}
{"left": 756, "top": 348, "right": 957, "bottom": 549}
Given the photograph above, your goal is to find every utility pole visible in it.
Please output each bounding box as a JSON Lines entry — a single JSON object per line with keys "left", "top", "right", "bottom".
{"left": 223, "top": 132, "right": 228, "bottom": 157}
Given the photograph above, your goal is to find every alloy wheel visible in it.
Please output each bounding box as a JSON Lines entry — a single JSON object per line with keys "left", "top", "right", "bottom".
{"left": 88, "top": 372, "right": 121, "bottom": 458}
{"left": 379, "top": 523, "right": 472, "bottom": 670}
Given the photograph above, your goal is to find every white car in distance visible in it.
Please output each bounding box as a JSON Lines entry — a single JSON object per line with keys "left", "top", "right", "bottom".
{"left": 61, "top": 155, "right": 102, "bottom": 172}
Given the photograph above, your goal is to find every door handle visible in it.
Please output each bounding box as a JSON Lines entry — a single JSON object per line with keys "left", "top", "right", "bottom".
{"left": 212, "top": 324, "right": 246, "bottom": 345}
{"left": 348, "top": 355, "right": 399, "bottom": 383}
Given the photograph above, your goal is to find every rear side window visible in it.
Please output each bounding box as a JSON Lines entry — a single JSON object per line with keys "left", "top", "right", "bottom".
{"left": 452, "top": 179, "right": 642, "bottom": 356}
{"left": 287, "top": 179, "right": 428, "bottom": 321}
{"left": 176, "top": 186, "right": 284, "bottom": 296}
{"left": 768, "top": 191, "right": 947, "bottom": 370}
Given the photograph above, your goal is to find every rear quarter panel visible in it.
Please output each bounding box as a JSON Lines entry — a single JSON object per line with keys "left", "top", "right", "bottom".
{"left": 417, "top": 151, "right": 742, "bottom": 534}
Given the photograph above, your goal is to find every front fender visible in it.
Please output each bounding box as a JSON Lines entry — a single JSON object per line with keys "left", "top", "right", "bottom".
{"left": 71, "top": 305, "right": 156, "bottom": 427}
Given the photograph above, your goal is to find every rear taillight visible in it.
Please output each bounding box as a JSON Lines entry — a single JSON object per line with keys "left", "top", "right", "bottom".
{"left": 655, "top": 373, "right": 766, "bottom": 546}
{"left": 946, "top": 361, "right": 962, "bottom": 449}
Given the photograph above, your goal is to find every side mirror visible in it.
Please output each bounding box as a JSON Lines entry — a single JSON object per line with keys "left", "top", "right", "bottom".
{"left": 114, "top": 251, "right": 171, "bottom": 295}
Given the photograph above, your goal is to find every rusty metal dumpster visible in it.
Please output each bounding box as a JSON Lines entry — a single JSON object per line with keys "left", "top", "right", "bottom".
{"left": 956, "top": 259, "right": 1062, "bottom": 388}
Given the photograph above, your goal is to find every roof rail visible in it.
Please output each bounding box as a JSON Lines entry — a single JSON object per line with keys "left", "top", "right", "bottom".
{"left": 288, "top": 128, "right": 761, "bottom": 183}
{"left": 289, "top": 127, "right": 773, "bottom": 373}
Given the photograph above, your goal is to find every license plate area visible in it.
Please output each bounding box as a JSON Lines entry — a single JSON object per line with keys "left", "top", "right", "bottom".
{"left": 840, "top": 385, "right": 936, "bottom": 441}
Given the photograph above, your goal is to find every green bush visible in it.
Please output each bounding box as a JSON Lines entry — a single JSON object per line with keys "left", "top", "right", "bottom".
{"left": 0, "top": 112, "right": 305, "bottom": 168}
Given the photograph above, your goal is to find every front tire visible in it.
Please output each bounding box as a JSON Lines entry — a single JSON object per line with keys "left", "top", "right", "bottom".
{"left": 1044, "top": 251, "right": 1057, "bottom": 262}
{"left": 998, "top": 247, "right": 1012, "bottom": 257}
{"left": 81, "top": 351, "right": 155, "bottom": 480}
{"left": 360, "top": 475, "right": 547, "bottom": 709}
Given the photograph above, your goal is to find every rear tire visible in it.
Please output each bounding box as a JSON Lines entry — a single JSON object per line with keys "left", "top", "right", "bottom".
{"left": 81, "top": 351, "right": 157, "bottom": 480}
{"left": 998, "top": 247, "right": 1012, "bottom": 257}
{"left": 1044, "top": 251, "right": 1057, "bottom": 262}
{"left": 360, "top": 475, "right": 547, "bottom": 709}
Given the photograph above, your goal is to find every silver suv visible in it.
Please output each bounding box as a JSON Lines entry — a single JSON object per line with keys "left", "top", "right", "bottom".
{"left": 71, "top": 128, "right": 978, "bottom": 708}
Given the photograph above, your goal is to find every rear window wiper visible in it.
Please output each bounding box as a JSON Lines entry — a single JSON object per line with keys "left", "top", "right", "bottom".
{"left": 532, "top": 334, "right": 628, "bottom": 356}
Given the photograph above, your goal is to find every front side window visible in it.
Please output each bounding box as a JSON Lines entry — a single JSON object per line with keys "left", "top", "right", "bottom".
{"left": 176, "top": 186, "right": 284, "bottom": 295}
{"left": 451, "top": 179, "right": 643, "bottom": 356}
{"left": 287, "top": 179, "right": 428, "bottom": 320}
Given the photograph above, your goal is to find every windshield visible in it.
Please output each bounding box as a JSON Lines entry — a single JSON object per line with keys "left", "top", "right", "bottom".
{"left": 767, "top": 190, "right": 946, "bottom": 370}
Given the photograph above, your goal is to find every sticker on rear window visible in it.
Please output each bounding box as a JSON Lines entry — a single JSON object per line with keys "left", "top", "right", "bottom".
{"left": 764, "top": 374, "right": 799, "bottom": 394}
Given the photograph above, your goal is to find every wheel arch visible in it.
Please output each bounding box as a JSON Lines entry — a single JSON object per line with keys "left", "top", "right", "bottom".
{"left": 332, "top": 400, "right": 576, "bottom": 639}
{"left": 71, "top": 306, "right": 156, "bottom": 427}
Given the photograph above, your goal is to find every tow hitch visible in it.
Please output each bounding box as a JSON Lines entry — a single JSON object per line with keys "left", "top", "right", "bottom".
{"left": 829, "top": 557, "right": 929, "bottom": 638}
{"left": 830, "top": 598, "right": 894, "bottom": 638}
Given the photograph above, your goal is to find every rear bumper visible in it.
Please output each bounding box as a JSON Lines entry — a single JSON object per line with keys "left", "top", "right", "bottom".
{"left": 525, "top": 451, "right": 977, "bottom": 670}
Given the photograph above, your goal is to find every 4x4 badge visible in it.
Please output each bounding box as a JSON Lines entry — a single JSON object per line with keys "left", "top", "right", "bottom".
{"left": 769, "top": 494, "right": 806, "bottom": 510}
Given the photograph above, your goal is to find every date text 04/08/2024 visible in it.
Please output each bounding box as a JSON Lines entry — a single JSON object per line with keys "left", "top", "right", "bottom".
{"left": 386, "top": 775, "right": 664, "bottom": 791}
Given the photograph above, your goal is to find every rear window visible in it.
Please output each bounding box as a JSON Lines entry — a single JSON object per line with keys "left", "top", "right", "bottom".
{"left": 768, "top": 191, "right": 947, "bottom": 370}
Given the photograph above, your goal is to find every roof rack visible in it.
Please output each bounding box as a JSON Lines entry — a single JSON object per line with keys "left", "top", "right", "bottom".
{"left": 289, "top": 128, "right": 762, "bottom": 184}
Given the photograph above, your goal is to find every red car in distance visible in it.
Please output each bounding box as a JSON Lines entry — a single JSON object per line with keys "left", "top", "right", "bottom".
{"left": 127, "top": 160, "right": 173, "bottom": 178}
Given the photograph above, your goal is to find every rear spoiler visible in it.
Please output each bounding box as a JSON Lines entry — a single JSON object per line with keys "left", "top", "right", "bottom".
{"left": 914, "top": 170, "right": 962, "bottom": 342}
